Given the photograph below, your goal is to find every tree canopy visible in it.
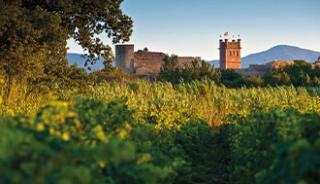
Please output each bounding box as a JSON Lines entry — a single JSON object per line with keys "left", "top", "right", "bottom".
{"left": 0, "top": 0, "right": 133, "bottom": 69}
{"left": 0, "top": 0, "right": 133, "bottom": 104}
{"left": 159, "top": 55, "right": 220, "bottom": 84}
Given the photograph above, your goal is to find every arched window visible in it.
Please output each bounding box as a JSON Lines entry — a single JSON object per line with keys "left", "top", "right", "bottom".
{"left": 230, "top": 51, "right": 232, "bottom": 56}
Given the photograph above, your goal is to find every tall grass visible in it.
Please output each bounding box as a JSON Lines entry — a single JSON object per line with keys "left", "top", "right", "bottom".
{"left": 1, "top": 80, "right": 319, "bottom": 126}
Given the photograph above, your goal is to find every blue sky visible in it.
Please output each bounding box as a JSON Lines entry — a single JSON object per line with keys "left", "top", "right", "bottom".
{"left": 67, "top": 0, "right": 320, "bottom": 60}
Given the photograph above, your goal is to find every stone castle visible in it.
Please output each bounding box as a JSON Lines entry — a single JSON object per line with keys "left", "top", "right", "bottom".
{"left": 115, "top": 44, "right": 201, "bottom": 76}
{"left": 115, "top": 37, "right": 319, "bottom": 76}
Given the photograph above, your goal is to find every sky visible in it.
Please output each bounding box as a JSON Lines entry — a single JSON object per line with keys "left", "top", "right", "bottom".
{"left": 67, "top": 0, "right": 320, "bottom": 60}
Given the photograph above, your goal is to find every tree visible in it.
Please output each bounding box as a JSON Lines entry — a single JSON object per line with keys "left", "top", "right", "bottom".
{"left": 161, "top": 55, "right": 180, "bottom": 72}
{"left": 313, "top": 76, "right": 320, "bottom": 86}
{"left": 0, "top": 0, "right": 133, "bottom": 104}
{"left": 159, "top": 56, "right": 220, "bottom": 84}
{"left": 13, "top": 0, "right": 133, "bottom": 59}
{"left": 263, "top": 72, "right": 291, "bottom": 86}
{"left": 219, "top": 69, "right": 244, "bottom": 87}
{"left": 159, "top": 55, "right": 180, "bottom": 83}
{"left": 280, "top": 60, "right": 312, "bottom": 86}
{"left": 199, "top": 61, "right": 215, "bottom": 79}
{"left": 243, "top": 76, "right": 264, "bottom": 87}
{"left": 305, "top": 74, "right": 312, "bottom": 86}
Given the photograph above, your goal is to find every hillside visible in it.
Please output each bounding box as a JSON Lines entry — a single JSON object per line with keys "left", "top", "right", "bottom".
{"left": 209, "top": 45, "right": 320, "bottom": 68}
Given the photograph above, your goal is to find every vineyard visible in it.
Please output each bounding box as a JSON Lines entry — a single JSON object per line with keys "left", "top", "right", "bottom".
{"left": 0, "top": 0, "right": 319, "bottom": 183}
{"left": 1, "top": 80, "right": 320, "bottom": 183}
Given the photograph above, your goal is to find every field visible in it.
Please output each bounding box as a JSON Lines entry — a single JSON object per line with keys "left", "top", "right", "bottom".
{"left": 1, "top": 0, "right": 319, "bottom": 183}
{"left": 1, "top": 80, "right": 320, "bottom": 183}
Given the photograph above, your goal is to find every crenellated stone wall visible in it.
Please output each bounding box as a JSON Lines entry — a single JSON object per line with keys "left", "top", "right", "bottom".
{"left": 134, "top": 50, "right": 165, "bottom": 75}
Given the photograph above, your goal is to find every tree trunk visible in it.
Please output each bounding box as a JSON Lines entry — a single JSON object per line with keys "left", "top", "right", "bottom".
{"left": 3, "top": 75, "right": 13, "bottom": 107}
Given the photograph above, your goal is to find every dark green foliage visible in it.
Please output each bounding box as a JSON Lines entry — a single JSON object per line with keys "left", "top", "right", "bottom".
{"left": 242, "top": 75, "right": 264, "bottom": 87}
{"left": 0, "top": 98, "right": 220, "bottom": 184}
{"left": 219, "top": 69, "right": 244, "bottom": 87}
{"left": 263, "top": 72, "right": 291, "bottom": 86}
{"left": 0, "top": 0, "right": 133, "bottom": 63}
{"left": 217, "top": 60, "right": 320, "bottom": 88}
{"left": 74, "top": 97, "right": 135, "bottom": 142}
{"left": 160, "top": 59, "right": 320, "bottom": 88}
{"left": 158, "top": 55, "right": 181, "bottom": 84}
{"left": 128, "top": 120, "right": 218, "bottom": 184}
{"left": 0, "top": 123, "right": 175, "bottom": 184}
{"left": 159, "top": 55, "right": 221, "bottom": 84}
{"left": 215, "top": 110, "right": 320, "bottom": 184}
{"left": 2, "top": 96, "right": 320, "bottom": 183}
{"left": 0, "top": 124, "right": 102, "bottom": 184}
{"left": 263, "top": 60, "right": 320, "bottom": 87}
{"left": 0, "top": 0, "right": 133, "bottom": 105}
{"left": 174, "top": 121, "right": 217, "bottom": 183}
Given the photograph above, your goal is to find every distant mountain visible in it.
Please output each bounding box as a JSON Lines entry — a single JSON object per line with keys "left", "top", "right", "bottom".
{"left": 67, "top": 53, "right": 104, "bottom": 71}
{"left": 209, "top": 45, "right": 320, "bottom": 68}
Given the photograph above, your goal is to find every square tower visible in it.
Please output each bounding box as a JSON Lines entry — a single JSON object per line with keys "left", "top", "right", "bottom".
{"left": 219, "top": 39, "right": 241, "bottom": 69}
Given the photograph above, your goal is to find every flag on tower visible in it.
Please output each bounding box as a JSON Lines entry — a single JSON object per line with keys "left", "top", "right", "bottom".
{"left": 224, "top": 32, "right": 229, "bottom": 37}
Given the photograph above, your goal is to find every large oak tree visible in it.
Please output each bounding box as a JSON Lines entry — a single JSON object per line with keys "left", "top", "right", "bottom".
{"left": 0, "top": 0, "right": 133, "bottom": 104}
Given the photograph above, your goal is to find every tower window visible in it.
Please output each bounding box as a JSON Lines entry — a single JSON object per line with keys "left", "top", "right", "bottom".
{"left": 230, "top": 51, "right": 232, "bottom": 56}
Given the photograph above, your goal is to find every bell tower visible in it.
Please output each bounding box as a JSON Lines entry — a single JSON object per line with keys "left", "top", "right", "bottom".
{"left": 219, "top": 37, "right": 241, "bottom": 69}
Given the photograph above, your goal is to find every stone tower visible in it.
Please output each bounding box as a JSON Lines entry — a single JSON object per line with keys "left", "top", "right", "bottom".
{"left": 115, "top": 44, "right": 135, "bottom": 73}
{"left": 219, "top": 38, "right": 241, "bottom": 69}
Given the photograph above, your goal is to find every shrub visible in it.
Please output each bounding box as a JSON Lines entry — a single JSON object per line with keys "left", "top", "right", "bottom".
{"left": 216, "top": 110, "right": 320, "bottom": 184}
{"left": 0, "top": 98, "right": 185, "bottom": 183}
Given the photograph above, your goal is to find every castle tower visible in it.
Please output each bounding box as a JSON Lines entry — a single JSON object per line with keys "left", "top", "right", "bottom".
{"left": 115, "top": 44, "right": 135, "bottom": 73}
{"left": 219, "top": 38, "right": 241, "bottom": 69}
